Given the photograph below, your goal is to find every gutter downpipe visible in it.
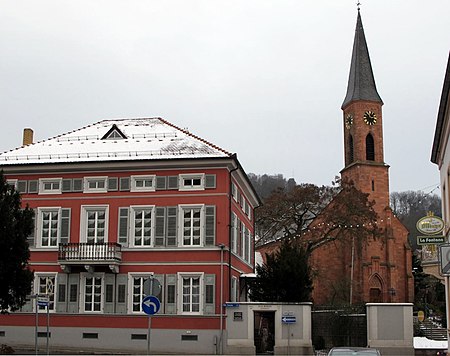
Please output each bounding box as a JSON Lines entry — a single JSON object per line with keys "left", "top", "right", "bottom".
{"left": 223, "top": 162, "right": 239, "bottom": 354}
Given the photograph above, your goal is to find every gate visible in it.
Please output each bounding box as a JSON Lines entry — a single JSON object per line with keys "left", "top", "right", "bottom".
{"left": 312, "top": 305, "right": 367, "bottom": 350}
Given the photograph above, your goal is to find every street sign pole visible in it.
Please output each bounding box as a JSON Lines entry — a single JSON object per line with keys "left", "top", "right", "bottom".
{"left": 46, "top": 301, "right": 49, "bottom": 356}
{"left": 287, "top": 323, "right": 291, "bottom": 356}
{"left": 147, "top": 277, "right": 153, "bottom": 355}
{"left": 35, "top": 295, "right": 38, "bottom": 355}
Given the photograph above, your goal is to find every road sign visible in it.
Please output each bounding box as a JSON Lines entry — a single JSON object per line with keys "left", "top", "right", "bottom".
{"left": 37, "top": 295, "right": 49, "bottom": 307}
{"left": 440, "top": 244, "right": 450, "bottom": 275}
{"left": 418, "top": 235, "right": 446, "bottom": 245}
{"left": 142, "top": 295, "right": 161, "bottom": 315}
{"left": 282, "top": 316, "right": 296, "bottom": 324}
{"left": 224, "top": 303, "right": 240, "bottom": 308}
{"left": 143, "top": 277, "right": 161, "bottom": 297}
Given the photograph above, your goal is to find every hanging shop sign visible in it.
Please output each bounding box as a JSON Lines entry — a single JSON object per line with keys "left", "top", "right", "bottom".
{"left": 416, "top": 213, "right": 445, "bottom": 236}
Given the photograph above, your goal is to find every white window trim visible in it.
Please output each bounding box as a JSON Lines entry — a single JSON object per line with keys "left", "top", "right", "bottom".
{"left": 178, "top": 204, "right": 205, "bottom": 247}
{"left": 127, "top": 272, "right": 154, "bottom": 314}
{"left": 37, "top": 207, "right": 63, "bottom": 249}
{"left": 80, "top": 205, "right": 109, "bottom": 243}
{"left": 231, "top": 276, "right": 238, "bottom": 302}
{"left": 178, "top": 272, "right": 204, "bottom": 315}
{"left": 232, "top": 213, "right": 238, "bottom": 254}
{"left": 130, "top": 175, "right": 156, "bottom": 192}
{"left": 38, "top": 178, "right": 62, "bottom": 195}
{"left": 179, "top": 173, "right": 205, "bottom": 191}
{"left": 130, "top": 205, "right": 155, "bottom": 247}
{"left": 231, "top": 182, "right": 237, "bottom": 201}
{"left": 80, "top": 272, "right": 105, "bottom": 313}
{"left": 34, "top": 272, "right": 57, "bottom": 313}
{"left": 6, "top": 179, "right": 18, "bottom": 189}
{"left": 83, "top": 176, "right": 108, "bottom": 193}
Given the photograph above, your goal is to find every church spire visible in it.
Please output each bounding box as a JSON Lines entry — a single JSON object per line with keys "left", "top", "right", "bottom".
{"left": 342, "top": 10, "right": 383, "bottom": 109}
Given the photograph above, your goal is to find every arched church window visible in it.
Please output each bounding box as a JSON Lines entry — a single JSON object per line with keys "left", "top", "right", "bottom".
{"left": 349, "top": 135, "right": 354, "bottom": 163}
{"left": 366, "top": 134, "right": 375, "bottom": 161}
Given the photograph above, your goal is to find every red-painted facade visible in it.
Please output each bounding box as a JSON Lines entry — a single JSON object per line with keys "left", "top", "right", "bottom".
{"left": 0, "top": 118, "right": 260, "bottom": 352}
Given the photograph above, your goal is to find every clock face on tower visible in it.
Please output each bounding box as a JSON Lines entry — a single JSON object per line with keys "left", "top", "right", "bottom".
{"left": 363, "top": 110, "right": 377, "bottom": 125}
{"left": 345, "top": 114, "right": 354, "bottom": 129}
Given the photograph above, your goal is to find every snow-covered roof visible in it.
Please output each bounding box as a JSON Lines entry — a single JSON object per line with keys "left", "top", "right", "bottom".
{"left": 0, "top": 118, "right": 232, "bottom": 165}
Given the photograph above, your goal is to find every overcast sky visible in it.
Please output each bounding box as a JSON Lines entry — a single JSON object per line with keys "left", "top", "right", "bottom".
{"left": 1, "top": 1, "right": 449, "bottom": 194}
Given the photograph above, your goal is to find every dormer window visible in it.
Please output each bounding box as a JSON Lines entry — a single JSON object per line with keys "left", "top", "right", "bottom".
{"left": 101, "top": 124, "right": 127, "bottom": 140}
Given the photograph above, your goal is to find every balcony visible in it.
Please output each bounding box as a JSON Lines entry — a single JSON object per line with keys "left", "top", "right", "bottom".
{"left": 58, "top": 242, "right": 122, "bottom": 273}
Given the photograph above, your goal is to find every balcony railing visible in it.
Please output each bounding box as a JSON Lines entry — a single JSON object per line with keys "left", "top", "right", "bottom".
{"left": 58, "top": 242, "right": 122, "bottom": 263}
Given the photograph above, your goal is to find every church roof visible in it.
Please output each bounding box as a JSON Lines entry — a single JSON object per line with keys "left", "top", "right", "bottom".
{"left": 342, "top": 10, "right": 383, "bottom": 109}
{"left": 0, "top": 117, "right": 232, "bottom": 165}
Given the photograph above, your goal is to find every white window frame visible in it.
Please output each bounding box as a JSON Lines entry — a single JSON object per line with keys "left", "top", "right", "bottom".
{"left": 127, "top": 272, "right": 154, "bottom": 314}
{"left": 34, "top": 272, "right": 57, "bottom": 312}
{"left": 39, "top": 178, "right": 62, "bottom": 195}
{"left": 231, "top": 276, "right": 238, "bottom": 302}
{"left": 37, "top": 207, "right": 63, "bottom": 248}
{"left": 178, "top": 272, "right": 204, "bottom": 315}
{"left": 80, "top": 272, "right": 104, "bottom": 313}
{"left": 231, "top": 213, "right": 238, "bottom": 254}
{"left": 80, "top": 205, "right": 109, "bottom": 243}
{"left": 84, "top": 176, "right": 108, "bottom": 193}
{"left": 179, "top": 204, "right": 205, "bottom": 247}
{"left": 6, "top": 179, "right": 18, "bottom": 189}
{"left": 130, "top": 205, "right": 155, "bottom": 247}
{"left": 130, "top": 175, "right": 156, "bottom": 192}
{"left": 231, "top": 182, "right": 237, "bottom": 201}
{"left": 179, "top": 173, "right": 205, "bottom": 191}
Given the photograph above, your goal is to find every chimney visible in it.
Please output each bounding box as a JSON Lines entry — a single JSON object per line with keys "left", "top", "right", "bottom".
{"left": 23, "top": 128, "right": 34, "bottom": 146}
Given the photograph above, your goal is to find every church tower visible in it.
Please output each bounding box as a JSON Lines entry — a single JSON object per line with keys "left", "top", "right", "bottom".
{"left": 337, "top": 9, "right": 413, "bottom": 304}
{"left": 341, "top": 10, "right": 390, "bottom": 212}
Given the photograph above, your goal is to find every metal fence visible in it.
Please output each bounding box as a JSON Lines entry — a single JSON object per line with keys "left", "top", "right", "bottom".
{"left": 312, "top": 305, "right": 367, "bottom": 351}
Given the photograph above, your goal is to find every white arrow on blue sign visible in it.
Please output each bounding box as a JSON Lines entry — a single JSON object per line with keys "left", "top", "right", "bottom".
{"left": 282, "top": 316, "right": 296, "bottom": 324}
{"left": 142, "top": 295, "right": 161, "bottom": 315}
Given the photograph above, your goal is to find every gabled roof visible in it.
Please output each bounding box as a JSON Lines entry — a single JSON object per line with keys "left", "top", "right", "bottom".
{"left": 431, "top": 52, "right": 450, "bottom": 165}
{"left": 0, "top": 118, "right": 232, "bottom": 165}
{"left": 342, "top": 10, "right": 383, "bottom": 109}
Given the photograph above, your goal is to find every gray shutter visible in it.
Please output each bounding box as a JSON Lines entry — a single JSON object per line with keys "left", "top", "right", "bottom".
{"left": 154, "top": 274, "right": 164, "bottom": 312}
{"left": 167, "top": 207, "right": 178, "bottom": 246}
{"left": 165, "top": 274, "right": 177, "bottom": 314}
{"left": 17, "top": 180, "right": 27, "bottom": 193}
{"left": 205, "top": 175, "right": 216, "bottom": 189}
{"left": 118, "top": 208, "right": 129, "bottom": 246}
{"left": 68, "top": 274, "right": 79, "bottom": 313}
{"left": 28, "top": 180, "right": 38, "bottom": 194}
{"left": 204, "top": 274, "right": 215, "bottom": 315}
{"left": 155, "top": 207, "right": 166, "bottom": 246}
{"left": 62, "top": 179, "right": 72, "bottom": 192}
{"left": 27, "top": 209, "right": 36, "bottom": 248}
{"left": 104, "top": 274, "right": 115, "bottom": 314}
{"left": 167, "top": 176, "right": 178, "bottom": 190}
{"left": 21, "top": 294, "right": 34, "bottom": 312}
{"left": 60, "top": 208, "right": 71, "bottom": 244}
{"left": 231, "top": 213, "right": 236, "bottom": 253}
{"left": 156, "top": 176, "right": 167, "bottom": 190}
{"left": 56, "top": 273, "right": 68, "bottom": 312}
{"left": 72, "top": 179, "right": 83, "bottom": 192}
{"left": 205, "top": 205, "right": 216, "bottom": 246}
{"left": 108, "top": 177, "right": 118, "bottom": 191}
{"left": 115, "top": 274, "right": 128, "bottom": 314}
{"left": 120, "top": 177, "right": 130, "bottom": 191}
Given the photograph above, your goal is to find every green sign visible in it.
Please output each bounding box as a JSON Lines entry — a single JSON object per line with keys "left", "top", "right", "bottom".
{"left": 417, "top": 235, "right": 446, "bottom": 245}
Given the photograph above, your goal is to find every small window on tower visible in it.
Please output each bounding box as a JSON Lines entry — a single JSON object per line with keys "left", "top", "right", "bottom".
{"left": 349, "top": 135, "right": 354, "bottom": 163}
{"left": 366, "top": 134, "right": 375, "bottom": 161}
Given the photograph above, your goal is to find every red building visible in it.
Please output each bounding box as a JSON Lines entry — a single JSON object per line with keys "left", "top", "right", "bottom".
{"left": 0, "top": 118, "right": 260, "bottom": 354}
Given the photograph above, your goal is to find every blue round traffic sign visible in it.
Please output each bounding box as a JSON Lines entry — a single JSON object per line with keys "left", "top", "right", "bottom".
{"left": 142, "top": 295, "right": 161, "bottom": 315}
